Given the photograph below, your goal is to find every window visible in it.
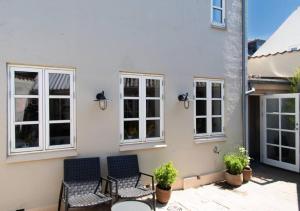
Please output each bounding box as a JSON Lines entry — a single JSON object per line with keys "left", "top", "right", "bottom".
{"left": 120, "top": 73, "right": 164, "bottom": 144}
{"left": 8, "top": 65, "right": 75, "bottom": 154}
{"left": 194, "top": 79, "right": 224, "bottom": 138}
{"left": 211, "top": 0, "right": 225, "bottom": 27}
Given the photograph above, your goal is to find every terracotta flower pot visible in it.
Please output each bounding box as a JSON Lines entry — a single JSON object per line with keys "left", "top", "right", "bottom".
{"left": 225, "top": 171, "right": 243, "bottom": 186}
{"left": 242, "top": 166, "right": 252, "bottom": 182}
{"left": 156, "top": 185, "right": 171, "bottom": 204}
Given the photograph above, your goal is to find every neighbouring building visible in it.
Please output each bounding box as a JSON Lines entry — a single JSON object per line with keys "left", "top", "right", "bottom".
{"left": 0, "top": 0, "right": 244, "bottom": 210}
{"left": 248, "top": 39, "right": 265, "bottom": 56}
{"left": 248, "top": 7, "right": 300, "bottom": 172}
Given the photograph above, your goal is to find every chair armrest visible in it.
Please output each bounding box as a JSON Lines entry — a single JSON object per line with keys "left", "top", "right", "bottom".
{"left": 61, "top": 181, "right": 70, "bottom": 203}
{"left": 139, "top": 172, "right": 155, "bottom": 190}
{"left": 107, "top": 176, "right": 118, "bottom": 196}
{"left": 100, "top": 177, "right": 113, "bottom": 197}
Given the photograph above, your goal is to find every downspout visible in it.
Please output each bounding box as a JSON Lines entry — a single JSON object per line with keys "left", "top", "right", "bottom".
{"left": 242, "top": 0, "right": 248, "bottom": 149}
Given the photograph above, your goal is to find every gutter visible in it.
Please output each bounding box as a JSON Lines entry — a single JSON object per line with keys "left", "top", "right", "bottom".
{"left": 242, "top": 0, "right": 248, "bottom": 149}
{"left": 249, "top": 78, "right": 290, "bottom": 84}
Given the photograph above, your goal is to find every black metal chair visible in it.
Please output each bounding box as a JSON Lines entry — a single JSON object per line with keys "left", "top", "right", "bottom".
{"left": 107, "top": 155, "right": 156, "bottom": 210}
{"left": 58, "top": 157, "right": 112, "bottom": 211}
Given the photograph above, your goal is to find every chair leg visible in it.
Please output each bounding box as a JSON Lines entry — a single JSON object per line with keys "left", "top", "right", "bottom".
{"left": 58, "top": 183, "right": 63, "bottom": 211}
{"left": 152, "top": 193, "right": 156, "bottom": 211}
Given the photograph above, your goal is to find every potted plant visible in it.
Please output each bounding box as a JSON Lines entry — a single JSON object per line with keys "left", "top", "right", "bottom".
{"left": 224, "top": 153, "right": 244, "bottom": 186}
{"left": 238, "top": 147, "right": 252, "bottom": 182}
{"left": 154, "top": 162, "right": 178, "bottom": 204}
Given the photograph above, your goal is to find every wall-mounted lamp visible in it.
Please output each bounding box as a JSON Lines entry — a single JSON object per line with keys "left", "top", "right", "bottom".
{"left": 178, "top": 93, "right": 190, "bottom": 109}
{"left": 95, "top": 91, "right": 110, "bottom": 110}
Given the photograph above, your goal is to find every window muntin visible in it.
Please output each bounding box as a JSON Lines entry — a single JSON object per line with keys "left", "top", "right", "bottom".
{"left": 211, "top": 0, "right": 225, "bottom": 27}
{"left": 120, "top": 74, "right": 164, "bottom": 144}
{"left": 194, "top": 79, "right": 224, "bottom": 138}
{"left": 9, "top": 66, "right": 75, "bottom": 154}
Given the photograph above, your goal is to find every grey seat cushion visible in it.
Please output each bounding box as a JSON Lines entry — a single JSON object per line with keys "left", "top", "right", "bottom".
{"left": 68, "top": 193, "right": 112, "bottom": 207}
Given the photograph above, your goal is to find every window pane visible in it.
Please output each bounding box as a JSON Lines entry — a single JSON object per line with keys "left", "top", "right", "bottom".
{"left": 266, "top": 99, "right": 279, "bottom": 113}
{"left": 267, "top": 114, "right": 279, "bottom": 129}
{"left": 15, "top": 124, "right": 39, "bottom": 148}
{"left": 50, "top": 99, "right": 70, "bottom": 120}
{"left": 282, "top": 131, "right": 295, "bottom": 147}
{"left": 212, "top": 100, "right": 221, "bottom": 115}
{"left": 267, "top": 145, "right": 279, "bottom": 161}
{"left": 281, "top": 98, "right": 295, "bottom": 113}
{"left": 146, "top": 79, "right": 160, "bottom": 97}
{"left": 49, "top": 73, "right": 70, "bottom": 95}
{"left": 213, "top": 0, "right": 222, "bottom": 7}
{"left": 212, "top": 117, "right": 222, "bottom": 132}
{"left": 146, "top": 120, "right": 160, "bottom": 138}
{"left": 124, "top": 121, "right": 139, "bottom": 140}
{"left": 196, "top": 100, "right": 206, "bottom": 116}
{"left": 196, "top": 118, "right": 206, "bottom": 134}
{"left": 50, "top": 123, "right": 70, "bottom": 146}
{"left": 267, "top": 130, "right": 279, "bottom": 145}
{"left": 15, "top": 71, "right": 38, "bottom": 95}
{"left": 124, "top": 78, "right": 139, "bottom": 97}
{"left": 212, "top": 83, "right": 222, "bottom": 98}
{"left": 281, "top": 148, "right": 295, "bottom": 164}
{"left": 124, "top": 100, "right": 139, "bottom": 118}
{"left": 213, "top": 8, "right": 222, "bottom": 24}
{"left": 146, "top": 100, "right": 160, "bottom": 117}
{"left": 196, "top": 82, "right": 206, "bottom": 98}
{"left": 15, "top": 98, "right": 38, "bottom": 122}
{"left": 281, "top": 115, "right": 295, "bottom": 130}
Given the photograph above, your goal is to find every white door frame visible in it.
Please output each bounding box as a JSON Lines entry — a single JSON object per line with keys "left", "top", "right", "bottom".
{"left": 261, "top": 94, "right": 299, "bottom": 172}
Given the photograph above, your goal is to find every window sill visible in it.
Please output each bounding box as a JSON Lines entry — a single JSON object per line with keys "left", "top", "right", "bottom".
{"left": 6, "top": 149, "right": 78, "bottom": 163}
{"left": 120, "top": 141, "right": 167, "bottom": 152}
{"left": 211, "top": 23, "right": 226, "bottom": 30}
{"left": 194, "top": 136, "right": 226, "bottom": 144}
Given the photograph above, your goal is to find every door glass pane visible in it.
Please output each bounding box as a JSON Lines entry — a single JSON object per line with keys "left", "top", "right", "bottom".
{"left": 146, "top": 120, "right": 160, "bottom": 138}
{"left": 281, "top": 115, "right": 295, "bottom": 130}
{"left": 212, "top": 100, "right": 221, "bottom": 115}
{"left": 266, "top": 99, "right": 279, "bottom": 113}
{"left": 196, "top": 118, "right": 206, "bottom": 134}
{"left": 124, "top": 100, "right": 139, "bottom": 118}
{"left": 281, "top": 131, "right": 295, "bottom": 147}
{"left": 196, "top": 82, "right": 206, "bottom": 98}
{"left": 281, "top": 148, "right": 295, "bottom": 164}
{"left": 267, "top": 114, "right": 279, "bottom": 129}
{"left": 267, "top": 130, "right": 279, "bottom": 145}
{"left": 15, "top": 71, "right": 38, "bottom": 95}
{"left": 50, "top": 123, "right": 70, "bottom": 146}
{"left": 213, "top": 0, "right": 222, "bottom": 7}
{"left": 124, "top": 121, "right": 139, "bottom": 140}
{"left": 196, "top": 100, "right": 206, "bottom": 116}
{"left": 281, "top": 98, "right": 295, "bottom": 113}
{"left": 15, "top": 124, "right": 39, "bottom": 148}
{"left": 15, "top": 98, "right": 38, "bottom": 122}
{"left": 267, "top": 145, "right": 279, "bottom": 161}
{"left": 49, "top": 73, "right": 70, "bottom": 95}
{"left": 212, "top": 117, "right": 222, "bottom": 132}
{"left": 124, "top": 78, "right": 139, "bottom": 97}
{"left": 146, "top": 79, "right": 160, "bottom": 97}
{"left": 50, "top": 99, "right": 70, "bottom": 120}
{"left": 146, "top": 100, "right": 160, "bottom": 117}
{"left": 213, "top": 8, "right": 222, "bottom": 23}
{"left": 212, "top": 83, "right": 222, "bottom": 98}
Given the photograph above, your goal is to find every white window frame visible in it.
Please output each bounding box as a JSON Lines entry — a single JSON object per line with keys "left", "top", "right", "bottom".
{"left": 8, "top": 65, "right": 76, "bottom": 155}
{"left": 211, "top": 0, "right": 226, "bottom": 27}
{"left": 194, "top": 78, "right": 224, "bottom": 138}
{"left": 120, "top": 73, "right": 164, "bottom": 145}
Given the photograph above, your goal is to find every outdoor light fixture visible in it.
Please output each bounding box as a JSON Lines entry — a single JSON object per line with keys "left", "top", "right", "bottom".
{"left": 95, "top": 91, "right": 109, "bottom": 110}
{"left": 178, "top": 93, "right": 190, "bottom": 109}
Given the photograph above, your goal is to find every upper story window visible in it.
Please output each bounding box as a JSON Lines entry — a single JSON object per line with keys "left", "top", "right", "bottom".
{"left": 120, "top": 73, "right": 164, "bottom": 145}
{"left": 194, "top": 78, "right": 224, "bottom": 138}
{"left": 8, "top": 65, "right": 76, "bottom": 154}
{"left": 211, "top": 0, "right": 226, "bottom": 27}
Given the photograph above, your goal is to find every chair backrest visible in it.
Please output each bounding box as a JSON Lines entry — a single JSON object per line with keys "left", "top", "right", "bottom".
{"left": 107, "top": 155, "right": 139, "bottom": 178}
{"left": 64, "top": 157, "right": 100, "bottom": 182}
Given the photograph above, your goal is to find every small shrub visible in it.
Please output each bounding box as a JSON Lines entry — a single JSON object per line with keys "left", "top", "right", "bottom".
{"left": 224, "top": 153, "right": 243, "bottom": 175}
{"left": 237, "top": 147, "right": 251, "bottom": 169}
{"left": 154, "top": 162, "right": 178, "bottom": 190}
{"left": 289, "top": 68, "right": 300, "bottom": 93}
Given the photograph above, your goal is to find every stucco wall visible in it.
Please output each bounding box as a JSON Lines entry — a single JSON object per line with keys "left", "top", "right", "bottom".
{"left": 0, "top": 0, "right": 243, "bottom": 210}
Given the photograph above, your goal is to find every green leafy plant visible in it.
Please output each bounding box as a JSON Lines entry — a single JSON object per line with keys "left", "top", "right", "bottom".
{"left": 224, "top": 153, "right": 244, "bottom": 175}
{"left": 289, "top": 68, "right": 300, "bottom": 93}
{"left": 154, "top": 162, "right": 178, "bottom": 190}
{"left": 237, "top": 147, "right": 251, "bottom": 169}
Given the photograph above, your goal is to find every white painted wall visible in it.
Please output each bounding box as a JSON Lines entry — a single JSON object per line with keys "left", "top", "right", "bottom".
{"left": 0, "top": 0, "right": 243, "bottom": 210}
